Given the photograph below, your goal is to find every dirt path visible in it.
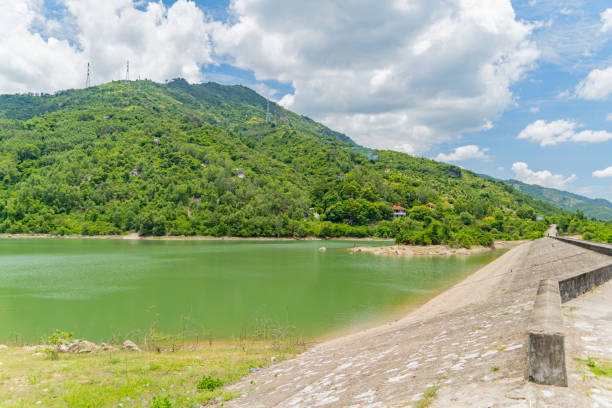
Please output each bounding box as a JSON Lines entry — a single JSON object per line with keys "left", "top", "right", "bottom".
{"left": 225, "top": 238, "right": 612, "bottom": 407}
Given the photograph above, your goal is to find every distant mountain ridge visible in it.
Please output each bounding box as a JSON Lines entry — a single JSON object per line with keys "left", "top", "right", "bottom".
{"left": 505, "top": 180, "right": 612, "bottom": 221}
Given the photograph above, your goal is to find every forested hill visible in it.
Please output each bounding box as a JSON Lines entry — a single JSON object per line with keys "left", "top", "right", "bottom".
{"left": 506, "top": 180, "right": 612, "bottom": 221}
{"left": 0, "top": 79, "right": 566, "bottom": 246}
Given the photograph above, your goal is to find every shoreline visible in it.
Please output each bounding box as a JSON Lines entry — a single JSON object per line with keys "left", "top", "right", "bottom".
{"left": 0, "top": 232, "right": 394, "bottom": 242}
{"left": 347, "top": 239, "right": 526, "bottom": 257}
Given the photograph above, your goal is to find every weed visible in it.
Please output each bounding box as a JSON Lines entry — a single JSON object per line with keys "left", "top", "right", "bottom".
{"left": 44, "top": 348, "right": 59, "bottom": 361}
{"left": 197, "top": 375, "right": 223, "bottom": 392}
{"left": 27, "top": 371, "right": 41, "bottom": 385}
{"left": 574, "top": 357, "right": 612, "bottom": 378}
{"left": 151, "top": 396, "right": 172, "bottom": 408}
{"left": 490, "top": 366, "right": 499, "bottom": 372}
{"left": 414, "top": 385, "right": 439, "bottom": 408}
{"left": 223, "top": 391, "right": 242, "bottom": 401}
{"left": 475, "top": 327, "right": 483, "bottom": 331}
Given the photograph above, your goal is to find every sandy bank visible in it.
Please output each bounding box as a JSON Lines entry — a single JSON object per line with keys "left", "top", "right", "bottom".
{"left": 347, "top": 239, "right": 526, "bottom": 257}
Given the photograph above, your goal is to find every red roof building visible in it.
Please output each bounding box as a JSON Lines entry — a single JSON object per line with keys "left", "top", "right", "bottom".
{"left": 392, "top": 205, "right": 406, "bottom": 219}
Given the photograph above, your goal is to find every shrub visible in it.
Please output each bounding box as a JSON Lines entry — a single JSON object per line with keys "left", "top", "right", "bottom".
{"left": 197, "top": 375, "right": 223, "bottom": 392}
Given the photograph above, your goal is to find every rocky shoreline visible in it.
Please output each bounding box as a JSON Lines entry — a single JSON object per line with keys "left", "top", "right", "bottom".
{"left": 347, "top": 240, "right": 526, "bottom": 256}
{"left": 4, "top": 339, "right": 143, "bottom": 355}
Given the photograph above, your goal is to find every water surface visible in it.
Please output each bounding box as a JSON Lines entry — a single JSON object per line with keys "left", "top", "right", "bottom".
{"left": 0, "top": 239, "right": 502, "bottom": 343}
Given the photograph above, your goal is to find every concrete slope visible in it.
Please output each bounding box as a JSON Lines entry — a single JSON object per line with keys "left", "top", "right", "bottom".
{"left": 226, "top": 239, "right": 612, "bottom": 407}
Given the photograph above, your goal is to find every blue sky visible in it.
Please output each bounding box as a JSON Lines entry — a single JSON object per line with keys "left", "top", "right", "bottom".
{"left": 2, "top": 0, "right": 612, "bottom": 199}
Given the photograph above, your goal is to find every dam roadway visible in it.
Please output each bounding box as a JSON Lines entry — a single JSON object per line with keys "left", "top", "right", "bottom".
{"left": 226, "top": 237, "right": 612, "bottom": 407}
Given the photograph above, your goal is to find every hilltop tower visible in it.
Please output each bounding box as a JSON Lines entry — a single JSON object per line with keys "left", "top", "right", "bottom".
{"left": 86, "top": 62, "right": 91, "bottom": 88}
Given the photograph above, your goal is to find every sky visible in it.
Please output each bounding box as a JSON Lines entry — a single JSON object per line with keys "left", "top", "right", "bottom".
{"left": 1, "top": 0, "right": 611, "bottom": 200}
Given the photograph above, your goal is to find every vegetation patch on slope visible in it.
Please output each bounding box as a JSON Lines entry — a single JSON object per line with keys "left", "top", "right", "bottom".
{"left": 1, "top": 79, "right": 605, "bottom": 246}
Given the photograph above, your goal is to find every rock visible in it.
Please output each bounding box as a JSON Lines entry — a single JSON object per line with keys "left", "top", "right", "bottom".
{"left": 65, "top": 340, "right": 99, "bottom": 353}
{"left": 99, "top": 342, "right": 117, "bottom": 351}
{"left": 121, "top": 340, "right": 141, "bottom": 352}
{"left": 0, "top": 344, "right": 8, "bottom": 350}
{"left": 318, "top": 247, "right": 327, "bottom": 252}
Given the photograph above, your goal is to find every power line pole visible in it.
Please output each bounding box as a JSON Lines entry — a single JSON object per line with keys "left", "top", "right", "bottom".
{"left": 86, "top": 62, "right": 91, "bottom": 88}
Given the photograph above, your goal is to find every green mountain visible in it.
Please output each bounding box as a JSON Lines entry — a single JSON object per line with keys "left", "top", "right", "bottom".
{"left": 0, "top": 79, "right": 564, "bottom": 246}
{"left": 506, "top": 180, "right": 612, "bottom": 221}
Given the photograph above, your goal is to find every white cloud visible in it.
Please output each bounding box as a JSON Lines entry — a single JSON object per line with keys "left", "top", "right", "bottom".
{"left": 593, "top": 166, "right": 612, "bottom": 178}
{"left": 434, "top": 145, "right": 491, "bottom": 162}
{"left": 0, "top": 0, "right": 214, "bottom": 94}
{"left": 601, "top": 8, "right": 612, "bottom": 33}
{"left": 512, "top": 162, "right": 576, "bottom": 189}
{"left": 607, "top": 113, "right": 612, "bottom": 121}
{"left": 575, "top": 67, "right": 612, "bottom": 100}
{"left": 529, "top": 106, "right": 540, "bottom": 114}
{"left": 212, "top": 0, "right": 539, "bottom": 152}
{"left": 0, "top": 0, "right": 542, "bottom": 153}
{"left": 517, "top": 120, "right": 612, "bottom": 146}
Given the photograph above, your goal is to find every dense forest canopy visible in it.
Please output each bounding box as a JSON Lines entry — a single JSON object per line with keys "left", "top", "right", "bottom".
{"left": 0, "top": 79, "right": 609, "bottom": 246}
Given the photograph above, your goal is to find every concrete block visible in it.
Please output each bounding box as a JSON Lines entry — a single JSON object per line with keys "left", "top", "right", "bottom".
{"left": 527, "top": 279, "right": 567, "bottom": 386}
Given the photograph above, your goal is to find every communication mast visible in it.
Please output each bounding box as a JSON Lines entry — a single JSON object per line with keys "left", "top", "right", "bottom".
{"left": 126, "top": 60, "right": 130, "bottom": 81}
{"left": 86, "top": 62, "right": 91, "bottom": 88}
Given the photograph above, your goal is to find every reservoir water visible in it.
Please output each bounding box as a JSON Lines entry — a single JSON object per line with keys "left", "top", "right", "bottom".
{"left": 0, "top": 239, "right": 502, "bottom": 343}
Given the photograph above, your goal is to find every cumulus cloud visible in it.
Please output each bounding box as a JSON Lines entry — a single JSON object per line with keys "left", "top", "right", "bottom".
{"left": 602, "top": 8, "right": 612, "bottom": 33}
{"left": 593, "top": 166, "right": 612, "bottom": 178}
{"left": 575, "top": 67, "right": 612, "bottom": 100}
{"left": 517, "top": 120, "right": 612, "bottom": 146}
{"left": 0, "top": 0, "right": 541, "bottom": 153}
{"left": 0, "top": 0, "right": 214, "bottom": 94}
{"left": 512, "top": 162, "right": 576, "bottom": 189}
{"left": 212, "top": 0, "right": 539, "bottom": 152}
{"left": 607, "top": 113, "right": 612, "bottom": 121}
{"left": 434, "top": 145, "right": 491, "bottom": 162}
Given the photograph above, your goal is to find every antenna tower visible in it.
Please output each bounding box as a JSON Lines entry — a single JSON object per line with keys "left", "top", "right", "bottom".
{"left": 126, "top": 60, "right": 130, "bottom": 81}
{"left": 86, "top": 62, "right": 91, "bottom": 88}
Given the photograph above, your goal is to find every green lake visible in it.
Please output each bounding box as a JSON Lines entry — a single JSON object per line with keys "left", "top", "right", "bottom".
{"left": 0, "top": 239, "right": 502, "bottom": 344}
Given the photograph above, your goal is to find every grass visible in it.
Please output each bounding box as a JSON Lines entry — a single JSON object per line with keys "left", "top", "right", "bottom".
{"left": 414, "top": 385, "right": 440, "bottom": 408}
{"left": 490, "top": 366, "right": 499, "bottom": 372}
{"left": 574, "top": 357, "right": 612, "bottom": 378}
{"left": 0, "top": 340, "right": 303, "bottom": 407}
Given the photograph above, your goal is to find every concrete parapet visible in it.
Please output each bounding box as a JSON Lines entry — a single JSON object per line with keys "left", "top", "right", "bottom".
{"left": 558, "top": 264, "right": 612, "bottom": 303}
{"left": 528, "top": 279, "right": 567, "bottom": 386}
{"left": 554, "top": 237, "right": 612, "bottom": 257}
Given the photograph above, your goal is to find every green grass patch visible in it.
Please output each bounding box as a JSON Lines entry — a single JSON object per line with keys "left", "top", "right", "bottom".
{"left": 414, "top": 385, "right": 440, "bottom": 408}
{"left": 0, "top": 339, "right": 302, "bottom": 407}
{"left": 574, "top": 357, "right": 612, "bottom": 378}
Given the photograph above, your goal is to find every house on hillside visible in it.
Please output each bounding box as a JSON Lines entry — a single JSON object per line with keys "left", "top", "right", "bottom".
{"left": 393, "top": 205, "right": 406, "bottom": 219}
{"left": 338, "top": 174, "right": 345, "bottom": 180}
{"left": 235, "top": 168, "right": 245, "bottom": 179}
{"left": 428, "top": 202, "right": 436, "bottom": 209}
